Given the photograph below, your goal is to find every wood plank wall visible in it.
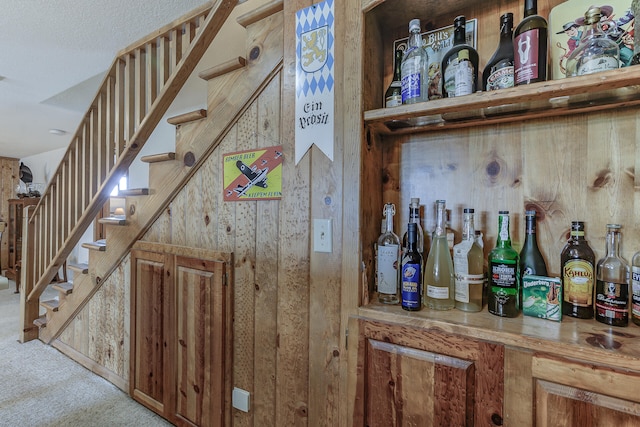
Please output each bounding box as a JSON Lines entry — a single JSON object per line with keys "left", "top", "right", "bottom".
{"left": 54, "top": 2, "right": 346, "bottom": 426}
{"left": 0, "top": 157, "right": 19, "bottom": 272}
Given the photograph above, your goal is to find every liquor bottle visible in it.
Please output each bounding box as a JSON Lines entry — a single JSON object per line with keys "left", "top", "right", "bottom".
{"left": 513, "top": 0, "right": 548, "bottom": 85}
{"left": 402, "top": 223, "right": 423, "bottom": 311}
{"left": 561, "top": 221, "right": 596, "bottom": 318}
{"left": 401, "top": 19, "right": 429, "bottom": 104}
{"left": 488, "top": 211, "right": 520, "bottom": 317}
{"left": 565, "top": 6, "right": 620, "bottom": 77}
{"left": 631, "top": 248, "right": 640, "bottom": 326}
{"left": 453, "top": 208, "right": 485, "bottom": 312}
{"left": 385, "top": 49, "right": 404, "bottom": 107}
{"left": 377, "top": 203, "right": 400, "bottom": 304}
{"left": 595, "top": 224, "right": 629, "bottom": 326}
{"left": 519, "top": 210, "right": 547, "bottom": 280}
{"left": 402, "top": 198, "right": 425, "bottom": 256}
{"left": 441, "top": 16, "right": 479, "bottom": 98}
{"left": 483, "top": 13, "right": 515, "bottom": 91}
{"left": 424, "top": 200, "right": 455, "bottom": 310}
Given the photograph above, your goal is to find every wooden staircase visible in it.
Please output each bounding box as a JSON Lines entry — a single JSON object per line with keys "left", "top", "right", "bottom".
{"left": 22, "top": 0, "right": 285, "bottom": 344}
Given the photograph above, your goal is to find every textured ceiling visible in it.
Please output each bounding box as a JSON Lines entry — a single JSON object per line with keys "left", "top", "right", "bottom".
{"left": 0, "top": 0, "right": 212, "bottom": 159}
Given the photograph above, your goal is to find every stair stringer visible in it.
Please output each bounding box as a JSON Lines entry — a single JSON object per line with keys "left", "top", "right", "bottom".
{"left": 39, "top": 11, "right": 285, "bottom": 344}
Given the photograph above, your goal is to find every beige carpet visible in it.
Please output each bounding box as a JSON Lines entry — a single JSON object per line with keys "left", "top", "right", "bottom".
{"left": 0, "top": 285, "right": 173, "bottom": 426}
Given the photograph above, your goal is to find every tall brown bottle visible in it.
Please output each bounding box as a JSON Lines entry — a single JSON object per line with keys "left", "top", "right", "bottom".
{"left": 561, "top": 221, "right": 595, "bottom": 318}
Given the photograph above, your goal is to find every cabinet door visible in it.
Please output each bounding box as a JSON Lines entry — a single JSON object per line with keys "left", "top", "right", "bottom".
{"left": 354, "top": 319, "right": 504, "bottom": 426}
{"left": 173, "top": 255, "right": 229, "bottom": 427}
{"left": 130, "top": 249, "right": 170, "bottom": 414}
{"left": 533, "top": 356, "right": 640, "bottom": 426}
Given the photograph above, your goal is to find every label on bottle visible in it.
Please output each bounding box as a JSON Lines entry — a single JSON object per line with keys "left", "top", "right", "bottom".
{"left": 514, "top": 29, "right": 540, "bottom": 84}
{"left": 486, "top": 63, "right": 514, "bottom": 91}
{"left": 401, "top": 57, "right": 423, "bottom": 103}
{"left": 402, "top": 262, "right": 421, "bottom": 309}
{"left": 426, "top": 284, "right": 449, "bottom": 299}
{"left": 577, "top": 56, "right": 619, "bottom": 76}
{"left": 632, "top": 267, "right": 640, "bottom": 318}
{"left": 443, "top": 58, "right": 458, "bottom": 97}
{"left": 595, "top": 280, "right": 629, "bottom": 322}
{"left": 562, "top": 260, "right": 594, "bottom": 307}
{"left": 377, "top": 245, "right": 398, "bottom": 294}
{"left": 455, "top": 273, "right": 485, "bottom": 303}
{"left": 489, "top": 260, "right": 518, "bottom": 311}
{"left": 454, "top": 59, "right": 473, "bottom": 96}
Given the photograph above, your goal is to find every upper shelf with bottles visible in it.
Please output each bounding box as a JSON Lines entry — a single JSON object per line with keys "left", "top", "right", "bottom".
{"left": 361, "top": 0, "right": 640, "bottom": 135}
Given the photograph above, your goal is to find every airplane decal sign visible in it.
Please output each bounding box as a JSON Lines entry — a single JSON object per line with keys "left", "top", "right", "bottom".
{"left": 223, "top": 146, "right": 283, "bottom": 201}
{"left": 295, "top": 0, "right": 334, "bottom": 165}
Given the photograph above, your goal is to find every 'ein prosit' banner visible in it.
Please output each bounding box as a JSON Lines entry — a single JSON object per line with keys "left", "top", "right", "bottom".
{"left": 295, "top": 0, "right": 334, "bottom": 164}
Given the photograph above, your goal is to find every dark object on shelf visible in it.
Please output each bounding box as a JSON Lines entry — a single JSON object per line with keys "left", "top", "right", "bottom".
{"left": 19, "top": 162, "right": 33, "bottom": 184}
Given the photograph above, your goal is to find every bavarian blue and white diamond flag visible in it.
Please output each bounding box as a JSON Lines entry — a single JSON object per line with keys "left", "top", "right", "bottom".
{"left": 295, "top": 0, "right": 334, "bottom": 164}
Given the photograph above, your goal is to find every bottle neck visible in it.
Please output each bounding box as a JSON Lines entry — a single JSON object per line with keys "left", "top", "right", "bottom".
{"left": 454, "top": 24, "right": 466, "bottom": 45}
{"left": 393, "top": 50, "right": 403, "bottom": 81}
{"left": 462, "top": 213, "right": 476, "bottom": 241}
{"left": 581, "top": 20, "right": 603, "bottom": 41}
{"left": 570, "top": 229, "right": 585, "bottom": 241}
{"left": 434, "top": 202, "right": 446, "bottom": 237}
{"left": 408, "top": 30, "right": 422, "bottom": 50}
{"left": 384, "top": 204, "right": 395, "bottom": 234}
{"left": 409, "top": 205, "right": 421, "bottom": 225}
{"left": 500, "top": 19, "right": 513, "bottom": 40}
{"left": 524, "top": 215, "right": 537, "bottom": 243}
{"left": 497, "top": 214, "right": 511, "bottom": 246}
{"left": 606, "top": 229, "right": 621, "bottom": 257}
{"left": 524, "top": 0, "right": 537, "bottom": 18}
{"left": 407, "top": 225, "right": 417, "bottom": 252}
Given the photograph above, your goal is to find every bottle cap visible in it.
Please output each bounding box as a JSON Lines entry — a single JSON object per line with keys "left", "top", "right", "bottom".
{"left": 499, "top": 210, "right": 509, "bottom": 215}
{"left": 408, "top": 19, "right": 421, "bottom": 32}
{"left": 454, "top": 16, "right": 466, "bottom": 27}
{"left": 525, "top": 210, "right": 536, "bottom": 216}
{"left": 410, "top": 197, "right": 420, "bottom": 206}
{"left": 464, "top": 208, "right": 474, "bottom": 213}
{"left": 584, "top": 7, "right": 602, "bottom": 25}
{"left": 606, "top": 223, "right": 622, "bottom": 229}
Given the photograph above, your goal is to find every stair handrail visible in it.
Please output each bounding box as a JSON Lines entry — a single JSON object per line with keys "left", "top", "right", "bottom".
{"left": 25, "top": 0, "right": 236, "bottom": 304}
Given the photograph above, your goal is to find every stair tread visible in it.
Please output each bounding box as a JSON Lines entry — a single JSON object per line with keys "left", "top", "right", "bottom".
{"left": 68, "top": 263, "right": 89, "bottom": 274}
{"left": 52, "top": 282, "right": 73, "bottom": 295}
{"left": 198, "top": 57, "right": 246, "bottom": 81}
{"left": 40, "top": 299, "right": 60, "bottom": 311}
{"left": 82, "top": 240, "right": 107, "bottom": 251}
{"left": 34, "top": 315, "right": 47, "bottom": 328}
{"left": 98, "top": 216, "right": 127, "bottom": 225}
{"left": 140, "top": 152, "right": 176, "bottom": 163}
{"left": 118, "top": 188, "right": 149, "bottom": 196}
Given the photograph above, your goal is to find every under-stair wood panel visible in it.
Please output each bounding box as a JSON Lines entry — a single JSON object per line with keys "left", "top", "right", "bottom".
{"left": 21, "top": 0, "right": 237, "bottom": 342}
{"left": 0, "top": 157, "right": 19, "bottom": 271}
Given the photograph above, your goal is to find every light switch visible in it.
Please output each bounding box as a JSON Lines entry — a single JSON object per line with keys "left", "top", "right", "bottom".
{"left": 313, "top": 218, "right": 333, "bottom": 253}
{"left": 232, "top": 387, "right": 250, "bottom": 412}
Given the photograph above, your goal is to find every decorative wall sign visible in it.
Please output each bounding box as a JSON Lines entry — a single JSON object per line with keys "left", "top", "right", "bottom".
{"left": 223, "top": 146, "right": 283, "bottom": 201}
{"left": 295, "top": 0, "right": 335, "bottom": 164}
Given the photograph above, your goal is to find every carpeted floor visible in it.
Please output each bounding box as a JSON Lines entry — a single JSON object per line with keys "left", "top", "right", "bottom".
{"left": 0, "top": 285, "right": 173, "bottom": 426}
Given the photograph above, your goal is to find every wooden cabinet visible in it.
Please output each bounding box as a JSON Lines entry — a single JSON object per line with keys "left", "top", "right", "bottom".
{"left": 5, "top": 198, "right": 39, "bottom": 290}
{"left": 347, "top": 0, "right": 640, "bottom": 424}
{"left": 130, "top": 242, "right": 233, "bottom": 427}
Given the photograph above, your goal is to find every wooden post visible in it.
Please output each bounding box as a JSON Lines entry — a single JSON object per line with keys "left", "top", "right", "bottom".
{"left": 19, "top": 205, "right": 39, "bottom": 343}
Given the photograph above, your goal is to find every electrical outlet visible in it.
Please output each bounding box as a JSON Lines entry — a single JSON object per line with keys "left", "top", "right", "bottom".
{"left": 232, "top": 387, "right": 250, "bottom": 412}
{"left": 313, "top": 218, "right": 332, "bottom": 253}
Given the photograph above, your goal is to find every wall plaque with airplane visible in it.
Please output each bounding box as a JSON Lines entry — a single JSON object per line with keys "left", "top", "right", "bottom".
{"left": 223, "top": 146, "right": 283, "bottom": 201}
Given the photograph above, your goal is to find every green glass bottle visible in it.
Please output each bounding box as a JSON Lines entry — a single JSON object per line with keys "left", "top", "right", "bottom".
{"left": 488, "top": 211, "right": 520, "bottom": 317}
{"left": 424, "top": 200, "right": 455, "bottom": 310}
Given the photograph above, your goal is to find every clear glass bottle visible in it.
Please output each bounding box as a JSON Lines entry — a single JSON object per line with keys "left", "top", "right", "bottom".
{"left": 402, "top": 223, "right": 423, "bottom": 311}
{"left": 483, "top": 13, "right": 515, "bottom": 91}
{"left": 631, "top": 248, "right": 640, "bottom": 326}
{"left": 376, "top": 203, "right": 400, "bottom": 304}
{"left": 402, "top": 198, "right": 425, "bottom": 256}
{"left": 519, "top": 210, "right": 548, "bottom": 280}
{"left": 442, "top": 16, "right": 479, "bottom": 98}
{"left": 488, "top": 211, "right": 520, "bottom": 317}
{"left": 453, "top": 208, "right": 485, "bottom": 312}
{"left": 561, "top": 221, "right": 596, "bottom": 318}
{"left": 595, "top": 224, "right": 629, "bottom": 326}
{"left": 401, "top": 19, "right": 429, "bottom": 104}
{"left": 514, "top": 0, "right": 548, "bottom": 85}
{"left": 424, "top": 200, "right": 455, "bottom": 310}
{"left": 385, "top": 49, "right": 403, "bottom": 107}
{"left": 565, "top": 6, "right": 620, "bottom": 77}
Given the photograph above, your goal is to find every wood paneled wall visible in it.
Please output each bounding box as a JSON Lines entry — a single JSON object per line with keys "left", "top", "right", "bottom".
{"left": 0, "top": 157, "right": 18, "bottom": 271}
